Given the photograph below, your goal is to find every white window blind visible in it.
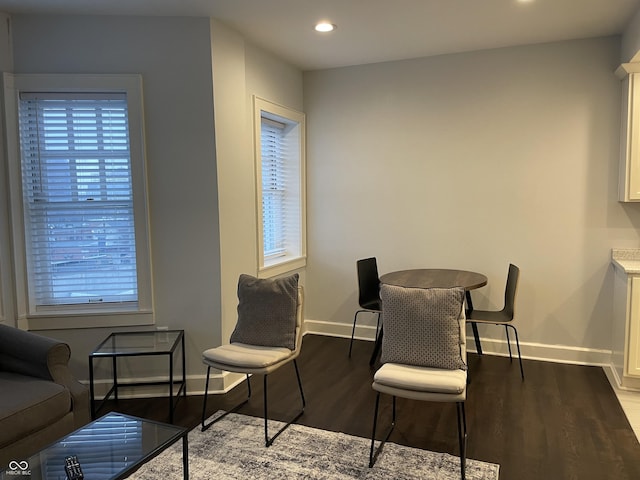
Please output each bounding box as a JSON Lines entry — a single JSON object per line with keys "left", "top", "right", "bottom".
{"left": 18, "top": 92, "right": 138, "bottom": 307}
{"left": 261, "top": 117, "right": 287, "bottom": 258}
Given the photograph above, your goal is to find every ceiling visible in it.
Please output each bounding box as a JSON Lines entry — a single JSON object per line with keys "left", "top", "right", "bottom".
{"left": 0, "top": 0, "right": 638, "bottom": 70}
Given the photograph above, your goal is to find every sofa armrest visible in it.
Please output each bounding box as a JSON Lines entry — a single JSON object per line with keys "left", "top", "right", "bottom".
{"left": 0, "top": 324, "right": 90, "bottom": 426}
{"left": 0, "top": 324, "right": 70, "bottom": 381}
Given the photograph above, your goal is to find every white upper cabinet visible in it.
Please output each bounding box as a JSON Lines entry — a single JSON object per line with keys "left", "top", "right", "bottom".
{"left": 617, "top": 64, "right": 640, "bottom": 202}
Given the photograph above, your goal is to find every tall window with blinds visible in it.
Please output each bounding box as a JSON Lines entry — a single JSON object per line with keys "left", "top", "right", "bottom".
{"left": 3, "top": 73, "right": 153, "bottom": 329}
{"left": 19, "top": 93, "right": 138, "bottom": 307}
{"left": 254, "top": 97, "right": 306, "bottom": 277}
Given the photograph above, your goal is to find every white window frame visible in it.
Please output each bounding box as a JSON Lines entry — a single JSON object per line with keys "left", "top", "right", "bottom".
{"left": 253, "top": 96, "right": 306, "bottom": 278}
{"left": 3, "top": 73, "right": 154, "bottom": 330}
{"left": 0, "top": 83, "right": 10, "bottom": 325}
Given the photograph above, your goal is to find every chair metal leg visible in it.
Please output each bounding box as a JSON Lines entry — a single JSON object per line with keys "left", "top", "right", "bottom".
{"left": 505, "top": 325, "right": 513, "bottom": 361}
{"left": 506, "top": 324, "right": 525, "bottom": 380}
{"left": 349, "top": 310, "right": 366, "bottom": 357}
{"left": 263, "top": 375, "right": 269, "bottom": 446}
{"left": 369, "top": 393, "right": 381, "bottom": 468}
{"left": 369, "top": 327, "right": 383, "bottom": 366}
{"left": 200, "top": 366, "right": 211, "bottom": 430}
{"left": 263, "top": 359, "right": 306, "bottom": 447}
{"left": 470, "top": 322, "right": 483, "bottom": 355}
{"left": 457, "top": 402, "right": 467, "bottom": 480}
{"left": 201, "top": 371, "right": 251, "bottom": 432}
{"left": 293, "top": 359, "right": 306, "bottom": 408}
{"left": 369, "top": 394, "right": 396, "bottom": 468}
{"left": 202, "top": 360, "right": 305, "bottom": 445}
{"left": 351, "top": 310, "right": 381, "bottom": 358}
{"left": 466, "top": 291, "right": 483, "bottom": 355}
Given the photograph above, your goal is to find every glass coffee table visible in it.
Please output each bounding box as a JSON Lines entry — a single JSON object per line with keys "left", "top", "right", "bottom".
{"left": 10, "top": 412, "right": 188, "bottom": 480}
{"left": 89, "top": 330, "right": 186, "bottom": 423}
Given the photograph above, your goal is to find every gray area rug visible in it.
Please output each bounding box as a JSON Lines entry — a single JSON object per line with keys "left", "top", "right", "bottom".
{"left": 128, "top": 411, "right": 499, "bottom": 479}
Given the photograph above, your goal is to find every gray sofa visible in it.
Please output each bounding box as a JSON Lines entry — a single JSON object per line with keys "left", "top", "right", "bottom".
{"left": 0, "top": 324, "right": 90, "bottom": 467}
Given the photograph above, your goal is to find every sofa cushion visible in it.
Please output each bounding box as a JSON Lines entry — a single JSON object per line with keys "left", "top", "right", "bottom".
{"left": 0, "top": 372, "right": 71, "bottom": 448}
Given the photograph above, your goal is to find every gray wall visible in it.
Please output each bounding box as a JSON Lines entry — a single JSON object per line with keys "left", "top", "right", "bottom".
{"left": 303, "top": 36, "right": 640, "bottom": 363}
{"left": 8, "top": 15, "right": 222, "bottom": 382}
{"left": 210, "top": 19, "right": 305, "bottom": 363}
{"left": 1, "top": 14, "right": 306, "bottom": 393}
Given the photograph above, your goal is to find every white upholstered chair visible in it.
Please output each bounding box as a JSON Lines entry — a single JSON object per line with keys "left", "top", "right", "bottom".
{"left": 201, "top": 274, "right": 305, "bottom": 447}
{"left": 369, "top": 284, "right": 468, "bottom": 479}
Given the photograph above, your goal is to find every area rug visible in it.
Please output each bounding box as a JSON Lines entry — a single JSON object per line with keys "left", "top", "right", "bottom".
{"left": 128, "top": 411, "right": 499, "bottom": 479}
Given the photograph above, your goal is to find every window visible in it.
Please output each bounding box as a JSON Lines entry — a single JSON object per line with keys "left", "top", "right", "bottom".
{"left": 4, "top": 74, "right": 153, "bottom": 330}
{"left": 254, "top": 97, "right": 306, "bottom": 277}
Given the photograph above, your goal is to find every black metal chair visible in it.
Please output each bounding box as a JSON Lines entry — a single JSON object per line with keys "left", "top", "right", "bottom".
{"left": 468, "top": 263, "right": 524, "bottom": 380}
{"left": 349, "top": 257, "right": 382, "bottom": 357}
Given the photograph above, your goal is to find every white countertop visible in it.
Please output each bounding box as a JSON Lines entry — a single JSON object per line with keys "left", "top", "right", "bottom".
{"left": 612, "top": 248, "right": 640, "bottom": 274}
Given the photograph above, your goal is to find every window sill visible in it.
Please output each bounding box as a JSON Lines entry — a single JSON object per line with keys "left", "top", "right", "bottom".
{"left": 19, "top": 309, "right": 154, "bottom": 331}
{"left": 259, "top": 256, "right": 306, "bottom": 279}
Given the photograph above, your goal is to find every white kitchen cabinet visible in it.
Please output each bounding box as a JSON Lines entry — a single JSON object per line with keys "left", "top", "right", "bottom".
{"left": 612, "top": 249, "right": 640, "bottom": 390}
{"left": 616, "top": 64, "right": 640, "bottom": 202}
{"left": 628, "top": 276, "right": 640, "bottom": 377}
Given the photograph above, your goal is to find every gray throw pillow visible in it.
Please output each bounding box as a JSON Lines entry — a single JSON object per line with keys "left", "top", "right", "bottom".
{"left": 380, "top": 285, "right": 466, "bottom": 370}
{"left": 229, "top": 273, "right": 299, "bottom": 350}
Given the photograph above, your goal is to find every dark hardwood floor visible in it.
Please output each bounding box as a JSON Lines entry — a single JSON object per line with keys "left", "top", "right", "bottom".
{"left": 101, "top": 334, "right": 640, "bottom": 480}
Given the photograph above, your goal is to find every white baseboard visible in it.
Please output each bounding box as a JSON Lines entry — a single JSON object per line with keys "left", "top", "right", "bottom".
{"left": 89, "top": 370, "right": 246, "bottom": 399}
{"left": 604, "top": 363, "right": 624, "bottom": 390}
{"left": 303, "top": 319, "right": 612, "bottom": 367}
{"left": 303, "top": 318, "right": 377, "bottom": 340}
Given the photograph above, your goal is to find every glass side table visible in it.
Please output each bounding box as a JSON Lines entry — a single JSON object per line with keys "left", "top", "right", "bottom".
{"left": 89, "top": 330, "right": 186, "bottom": 423}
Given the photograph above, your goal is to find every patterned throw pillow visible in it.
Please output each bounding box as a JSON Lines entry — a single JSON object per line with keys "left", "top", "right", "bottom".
{"left": 380, "top": 284, "right": 467, "bottom": 370}
{"left": 230, "top": 273, "right": 299, "bottom": 350}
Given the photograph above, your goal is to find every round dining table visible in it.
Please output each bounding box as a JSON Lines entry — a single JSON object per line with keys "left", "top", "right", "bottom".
{"left": 380, "top": 269, "right": 487, "bottom": 291}
{"left": 370, "top": 268, "right": 488, "bottom": 364}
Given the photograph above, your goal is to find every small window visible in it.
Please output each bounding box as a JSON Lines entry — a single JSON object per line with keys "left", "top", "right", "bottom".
{"left": 254, "top": 97, "right": 306, "bottom": 277}
{"left": 4, "top": 74, "right": 153, "bottom": 329}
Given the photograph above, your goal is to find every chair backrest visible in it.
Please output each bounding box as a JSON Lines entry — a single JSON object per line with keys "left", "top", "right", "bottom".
{"left": 356, "top": 257, "right": 380, "bottom": 308}
{"left": 502, "top": 263, "right": 520, "bottom": 319}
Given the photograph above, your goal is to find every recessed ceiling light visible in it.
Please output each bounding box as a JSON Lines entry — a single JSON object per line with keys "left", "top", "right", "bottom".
{"left": 314, "top": 22, "right": 336, "bottom": 33}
